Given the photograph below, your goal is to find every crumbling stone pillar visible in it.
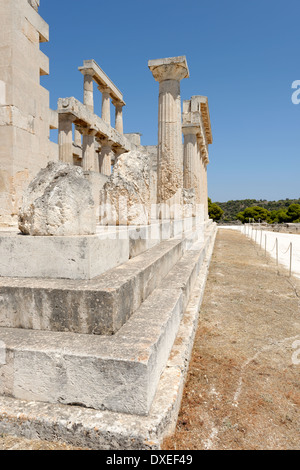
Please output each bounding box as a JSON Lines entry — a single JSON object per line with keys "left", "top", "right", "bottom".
{"left": 58, "top": 116, "right": 73, "bottom": 164}
{"left": 148, "top": 57, "right": 189, "bottom": 208}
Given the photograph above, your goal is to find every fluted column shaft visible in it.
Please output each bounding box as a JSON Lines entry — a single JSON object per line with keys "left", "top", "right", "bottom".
{"left": 58, "top": 116, "right": 73, "bottom": 164}
{"left": 82, "top": 130, "right": 97, "bottom": 172}
{"left": 100, "top": 87, "right": 111, "bottom": 125}
{"left": 99, "top": 140, "right": 113, "bottom": 176}
{"left": 83, "top": 74, "right": 94, "bottom": 112}
{"left": 183, "top": 127, "right": 201, "bottom": 204}
{"left": 114, "top": 103, "right": 124, "bottom": 134}
{"left": 198, "top": 150, "right": 209, "bottom": 219}
{"left": 203, "top": 161, "right": 208, "bottom": 220}
{"left": 157, "top": 79, "right": 183, "bottom": 203}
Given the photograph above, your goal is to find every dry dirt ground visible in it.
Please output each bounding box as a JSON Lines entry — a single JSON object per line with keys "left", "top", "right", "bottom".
{"left": 0, "top": 435, "right": 84, "bottom": 451}
{"left": 163, "top": 228, "right": 300, "bottom": 450}
{"left": 0, "top": 228, "right": 299, "bottom": 450}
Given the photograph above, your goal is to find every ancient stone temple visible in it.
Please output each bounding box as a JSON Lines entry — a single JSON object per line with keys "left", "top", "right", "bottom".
{"left": 0, "top": 0, "right": 215, "bottom": 450}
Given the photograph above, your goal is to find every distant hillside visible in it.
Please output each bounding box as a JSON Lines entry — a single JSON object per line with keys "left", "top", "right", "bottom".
{"left": 215, "top": 198, "right": 300, "bottom": 222}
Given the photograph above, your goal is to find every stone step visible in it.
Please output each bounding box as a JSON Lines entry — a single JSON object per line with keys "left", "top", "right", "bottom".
{"left": 0, "top": 224, "right": 216, "bottom": 417}
{"left": 0, "top": 234, "right": 188, "bottom": 336}
{"left": 163, "top": 235, "right": 212, "bottom": 312}
{"left": 0, "top": 218, "right": 203, "bottom": 281}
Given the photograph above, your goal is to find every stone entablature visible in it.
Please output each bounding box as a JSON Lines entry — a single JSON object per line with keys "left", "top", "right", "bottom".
{"left": 78, "top": 60, "right": 125, "bottom": 129}
{"left": 57, "top": 97, "right": 139, "bottom": 170}
{"left": 58, "top": 60, "right": 137, "bottom": 175}
{"left": 182, "top": 95, "right": 212, "bottom": 164}
{"left": 79, "top": 60, "right": 125, "bottom": 107}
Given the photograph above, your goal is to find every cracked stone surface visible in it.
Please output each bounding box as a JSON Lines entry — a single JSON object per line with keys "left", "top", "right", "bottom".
{"left": 100, "top": 150, "right": 151, "bottom": 225}
{"left": 18, "top": 161, "right": 96, "bottom": 236}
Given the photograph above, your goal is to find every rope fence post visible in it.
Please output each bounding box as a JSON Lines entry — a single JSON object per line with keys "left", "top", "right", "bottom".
{"left": 256, "top": 232, "right": 293, "bottom": 278}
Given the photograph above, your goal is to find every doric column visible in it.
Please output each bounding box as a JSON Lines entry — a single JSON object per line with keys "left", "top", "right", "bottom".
{"left": 148, "top": 57, "right": 189, "bottom": 205}
{"left": 183, "top": 126, "right": 200, "bottom": 200}
{"left": 83, "top": 73, "right": 94, "bottom": 113}
{"left": 114, "top": 102, "right": 124, "bottom": 134}
{"left": 58, "top": 115, "right": 73, "bottom": 164}
{"left": 99, "top": 86, "right": 111, "bottom": 125}
{"left": 99, "top": 139, "right": 113, "bottom": 176}
{"left": 203, "top": 159, "right": 209, "bottom": 220}
{"left": 82, "top": 129, "right": 98, "bottom": 172}
{"left": 197, "top": 144, "right": 204, "bottom": 207}
{"left": 198, "top": 147, "right": 208, "bottom": 219}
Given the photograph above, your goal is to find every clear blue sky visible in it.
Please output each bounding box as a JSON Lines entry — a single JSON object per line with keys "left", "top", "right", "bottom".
{"left": 40, "top": 0, "right": 300, "bottom": 203}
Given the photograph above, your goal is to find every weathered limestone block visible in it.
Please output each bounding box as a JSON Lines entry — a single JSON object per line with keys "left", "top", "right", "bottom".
{"left": 19, "top": 162, "right": 96, "bottom": 236}
{"left": 100, "top": 150, "right": 151, "bottom": 225}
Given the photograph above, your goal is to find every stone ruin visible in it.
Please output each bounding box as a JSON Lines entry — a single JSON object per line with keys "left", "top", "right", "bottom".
{"left": 0, "top": 0, "right": 217, "bottom": 449}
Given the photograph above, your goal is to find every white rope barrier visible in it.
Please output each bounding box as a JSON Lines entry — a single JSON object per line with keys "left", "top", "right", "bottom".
{"left": 243, "top": 224, "right": 293, "bottom": 277}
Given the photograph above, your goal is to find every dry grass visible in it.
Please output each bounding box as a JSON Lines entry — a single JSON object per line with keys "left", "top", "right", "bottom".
{"left": 163, "top": 229, "right": 300, "bottom": 450}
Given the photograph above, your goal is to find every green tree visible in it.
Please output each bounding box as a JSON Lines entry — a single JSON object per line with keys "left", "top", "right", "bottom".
{"left": 286, "top": 204, "right": 300, "bottom": 222}
{"left": 236, "top": 206, "right": 270, "bottom": 224}
{"left": 208, "top": 198, "right": 224, "bottom": 221}
{"left": 268, "top": 209, "right": 289, "bottom": 224}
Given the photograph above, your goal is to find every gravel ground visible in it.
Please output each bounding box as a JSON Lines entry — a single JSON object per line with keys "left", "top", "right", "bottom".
{"left": 163, "top": 228, "right": 300, "bottom": 450}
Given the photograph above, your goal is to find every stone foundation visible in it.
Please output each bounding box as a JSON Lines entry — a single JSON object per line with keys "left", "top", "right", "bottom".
{"left": 0, "top": 224, "right": 217, "bottom": 447}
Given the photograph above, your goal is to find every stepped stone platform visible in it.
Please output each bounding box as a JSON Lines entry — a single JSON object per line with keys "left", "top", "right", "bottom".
{"left": 0, "top": 219, "right": 206, "bottom": 335}
{"left": 0, "top": 218, "right": 202, "bottom": 280}
{"left": 0, "top": 223, "right": 217, "bottom": 449}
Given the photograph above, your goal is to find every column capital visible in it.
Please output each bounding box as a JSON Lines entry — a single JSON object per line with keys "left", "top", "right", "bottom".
{"left": 100, "top": 138, "right": 114, "bottom": 148}
{"left": 81, "top": 70, "right": 95, "bottom": 81}
{"left": 80, "top": 127, "right": 97, "bottom": 137}
{"left": 114, "top": 147, "right": 126, "bottom": 157}
{"left": 59, "top": 113, "right": 75, "bottom": 123}
{"left": 182, "top": 125, "right": 199, "bottom": 136}
{"left": 112, "top": 100, "right": 125, "bottom": 109}
{"left": 98, "top": 85, "right": 111, "bottom": 95}
{"left": 148, "top": 56, "right": 189, "bottom": 82}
